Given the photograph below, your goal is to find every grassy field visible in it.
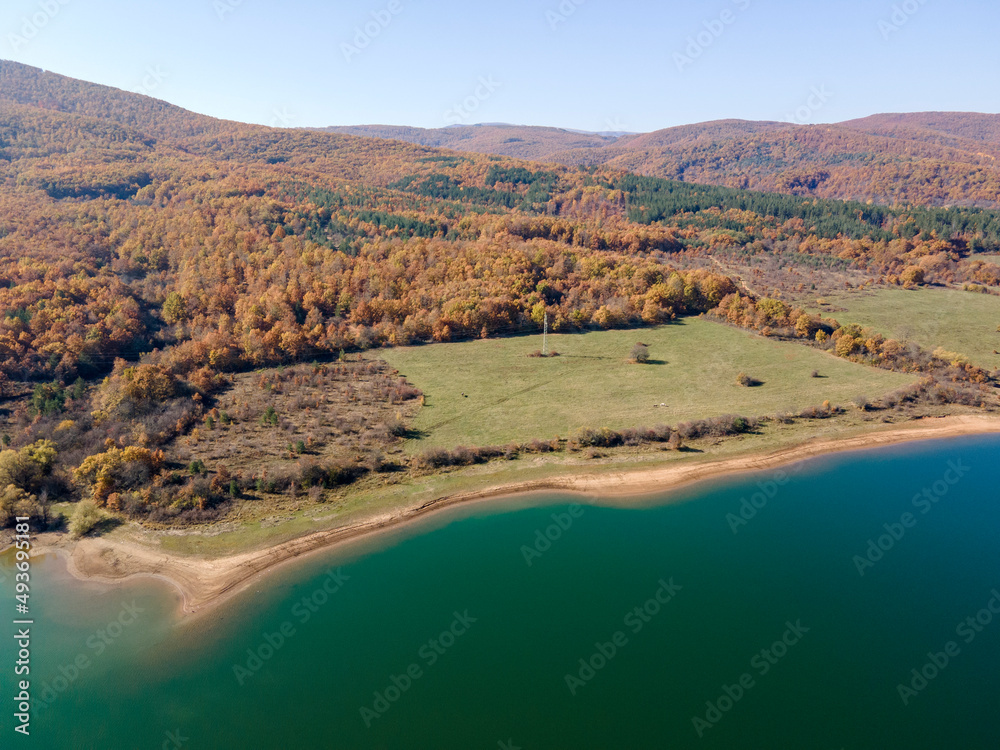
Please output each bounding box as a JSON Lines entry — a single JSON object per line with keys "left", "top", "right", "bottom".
{"left": 805, "top": 288, "right": 1000, "bottom": 370}
{"left": 380, "top": 318, "right": 916, "bottom": 449}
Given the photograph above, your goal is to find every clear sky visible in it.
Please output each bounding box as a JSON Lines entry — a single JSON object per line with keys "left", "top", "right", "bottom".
{"left": 2, "top": 0, "right": 998, "bottom": 132}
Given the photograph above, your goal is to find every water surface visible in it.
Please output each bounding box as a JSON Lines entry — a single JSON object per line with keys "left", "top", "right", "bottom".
{"left": 3, "top": 435, "right": 999, "bottom": 748}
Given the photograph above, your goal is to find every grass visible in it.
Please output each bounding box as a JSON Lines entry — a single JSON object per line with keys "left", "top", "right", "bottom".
{"left": 805, "top": 288, "right": 1000, "bottom": 370}
{"left": 380, "top": 318, "right": 916, "bottom": 449}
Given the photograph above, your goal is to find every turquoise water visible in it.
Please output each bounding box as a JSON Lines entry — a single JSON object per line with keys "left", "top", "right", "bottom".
{"left": 3, "top": 435, "right": 1000, "bottom": 748}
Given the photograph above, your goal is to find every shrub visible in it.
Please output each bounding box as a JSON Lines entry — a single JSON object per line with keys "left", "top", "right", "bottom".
{"left": 630, "top": 343, "right": 650, "bottom": 363}
{"left": 527, "top": 438, "right": 559, "bottom": 453}
{"left": 736, "top": 373, "right": 762, "bottom": 387}
{"left": 0, "top": 440, "right": 57, "bottom": 493}
{"left": 187, "top": 366, "right": 227, "bottom": 395}
{"left": 0, "top": 485, "right": 48, "bottom": 528}
{"left": 573, "top": 427, "right": 624, "bottom": 449}
{"left": 799, "top": 402, "right": 837, "bottom": 419}
{"left": 69, "top": 500, "right": 102, "bottom": 538}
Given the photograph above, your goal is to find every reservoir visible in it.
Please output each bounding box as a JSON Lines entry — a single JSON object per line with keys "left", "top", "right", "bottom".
{"left": 3, "top": 435, "right": 999, "bottom": 748}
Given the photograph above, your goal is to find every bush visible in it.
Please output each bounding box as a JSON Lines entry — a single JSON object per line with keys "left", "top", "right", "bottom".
{"left": 573, "top": 427, "right": 624, "bottom": 449}
{"left": 677, "top": 414, "right": 758, "bottom": 439}
{"left": 0, "top": 440, "right": 57, "bottom": 493}
{"left": 0, "top": 485, "right": 49, "bottom": 528}
{"left": 630, "top": 343, "right": 650, "bottom": 363}
{"left": 69, "top": 500, "right": 102, "bottom": 538}
{"left": 799, "top": 402, "right": 837, "bottom": 419}
{"left": 736, "top": 372, "right": 762, "bottom": 387}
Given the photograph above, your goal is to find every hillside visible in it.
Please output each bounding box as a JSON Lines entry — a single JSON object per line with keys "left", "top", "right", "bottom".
{"left": 328, "top": 114, "right": 1000, "bottom": 208}
{"left": 1, "top": 59, "right": 998, "bottom": 530}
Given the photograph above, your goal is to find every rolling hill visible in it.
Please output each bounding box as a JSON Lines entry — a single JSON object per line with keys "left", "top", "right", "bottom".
{"left": 329, "top": 113, "right": 1000, "bottom": 208}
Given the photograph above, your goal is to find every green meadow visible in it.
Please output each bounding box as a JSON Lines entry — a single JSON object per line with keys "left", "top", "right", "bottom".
{"left": 381, "top": 318, "right": 916, "bottom": 449}
{"left": 808, "top": 288, "right": 1000, "bottom": 370}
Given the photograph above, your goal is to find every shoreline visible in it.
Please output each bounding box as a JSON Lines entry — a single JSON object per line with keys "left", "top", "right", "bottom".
{"left": 31, "top": 414, "right": 1000, "bottom": 619}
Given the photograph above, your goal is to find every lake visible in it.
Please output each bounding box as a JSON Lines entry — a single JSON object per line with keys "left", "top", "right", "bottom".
{"left": 3, "top": 435, "right": 999, "bottom": 748}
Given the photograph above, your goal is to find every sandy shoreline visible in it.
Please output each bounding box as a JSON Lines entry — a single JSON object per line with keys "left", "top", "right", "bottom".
{"left": 28, "top": 414, "right": 1000, "bottom": 618}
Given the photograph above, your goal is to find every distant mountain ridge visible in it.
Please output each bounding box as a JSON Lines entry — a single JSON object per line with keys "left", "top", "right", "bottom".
{"left": 3, "top": 58, "right": 998, "bottom": 208}
{"left": 327, "top": 112, "right": 1000, "bottom": 207}
{"left": 323, "top": 123, "right": 623, "bottom": 162}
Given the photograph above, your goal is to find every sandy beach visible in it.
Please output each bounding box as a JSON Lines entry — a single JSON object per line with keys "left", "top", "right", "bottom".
{"left": 30, "top": 414, "right": 1000, "bottom": 618}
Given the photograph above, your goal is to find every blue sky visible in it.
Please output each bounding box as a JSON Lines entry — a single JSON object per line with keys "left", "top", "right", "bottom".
{"left": 2, "top": 0, "right": 998, "bottom": 132}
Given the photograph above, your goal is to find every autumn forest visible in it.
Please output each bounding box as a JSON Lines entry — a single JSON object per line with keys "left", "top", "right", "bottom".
{"left": 1, "top": 60, "right": 998, "bottom": 531}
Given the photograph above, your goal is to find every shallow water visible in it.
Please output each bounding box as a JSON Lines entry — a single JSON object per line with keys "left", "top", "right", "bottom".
{"left": 3, "top": 435, "right": 1000, "bottom": 748}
